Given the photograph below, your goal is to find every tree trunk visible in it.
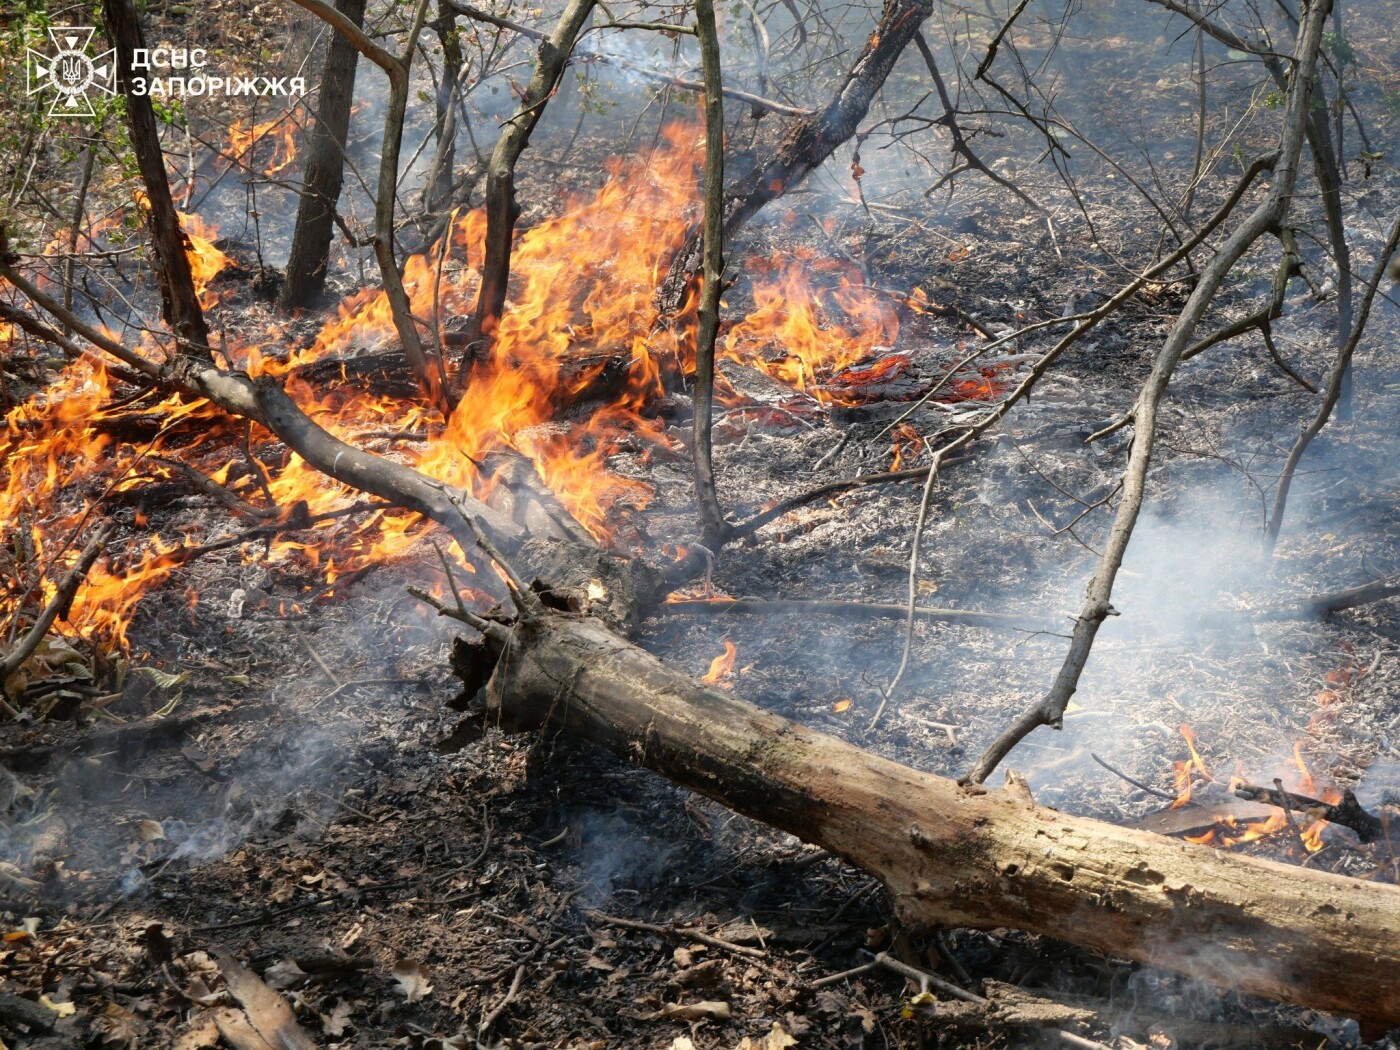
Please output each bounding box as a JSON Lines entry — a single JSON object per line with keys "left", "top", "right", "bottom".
{"left": 464, "top": 0, "right": 596, "bottom": 347}
{"left": 281, "top": 0, "right": 366, "bottom": 309}
{"left": 654, "top": 0, "right": 933, "bottom": 316}
{"left": 102, "top": 0, "right": 212, "bottom": 356}
{"left": 478, "top": 611, "right": 1400, "bottom": 1033}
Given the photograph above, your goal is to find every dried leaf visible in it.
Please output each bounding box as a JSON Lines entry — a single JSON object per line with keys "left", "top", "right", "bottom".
{"left": 765, "top": 1022, "right": 798, "bottom": 1048}
{"left": 185, "top": 976, "right": 224, "bottom": 1007}
{"left": 900, "top": 989, "right": 936, "bottom": 1019}
{"left": 136, "top": 820, "right": 166, "bottom": 843}
{"left": 134, "top": 666, "right": 190, "bottom": 691}
{"left": 319, "top": 997, "right": 354, "bottom": 1037}
{"left": 172, "top": 1016, "right": 222, "bottom": 1049}
{"left": 392, "top": 959, "right": 433, "bottom": 1003}
{"left": 39, "top": 995, "right": 76, "bottom": 1018}
{"left": 91, "top": 1001, "right": 148, "bottom": 1048}
{"left": 651, "top": 1000, "right": 731, "bottom": 1021}
{"left": 263, "top": 958, "right": 307, "bottom": 991}
{"left": 180, "top": 745, "right": 217, "bottom": 774}
{"left": 212, "top": 949, "right": 316, "bottom": 1050}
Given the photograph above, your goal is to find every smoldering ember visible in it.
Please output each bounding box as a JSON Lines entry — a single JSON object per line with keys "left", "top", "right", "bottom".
{"left": 3, "top": 0, "right": 1400, "bottom": 1047}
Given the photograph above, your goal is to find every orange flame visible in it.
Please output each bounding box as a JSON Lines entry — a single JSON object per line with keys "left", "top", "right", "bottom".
{"left": 2, "top": 122, "right": 1007, "bottom": 658}
{"left": 228, "top": 115, "right": 299, "bottom": 176}
{"left": 1171, "top": 726, "right": 1335, "bottom": 852}
{"left": 701, "top": 640, "right": 738, "bottom": 685}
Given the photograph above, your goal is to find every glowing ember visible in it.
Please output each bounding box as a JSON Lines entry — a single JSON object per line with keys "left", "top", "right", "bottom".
{"left": 701, "top": 640, "right": 738, "bottom": 684}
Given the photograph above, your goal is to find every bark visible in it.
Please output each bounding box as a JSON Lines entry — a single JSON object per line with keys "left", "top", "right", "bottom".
{"left": 654, "top": 0, "right": 934, "bottom": 316}
{"left": 101, "top": 0, "right": 213, "bottom": 356}
{"left": 465, "top": 0, "right": 596, "bottom": 346}
{"left": 477, "top": 611, "right": 1400, "bottom": 1032}
{"left": 281, "top": 0, "right": 366, "bottom": 309}
{"left": 691, "top": 0, "right": 727, "bottom": 547}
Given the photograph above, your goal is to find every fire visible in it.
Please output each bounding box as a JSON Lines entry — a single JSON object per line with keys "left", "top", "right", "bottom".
{"left": 700, "top": 640, "right": 738, "bottom": 685}
{"left": 889, "top": 423, "right": 922, "bottom": 471}
{"left": 2, "top": 122, "right": 1005, "bottom": 661}
{"left": 1170, "top": 725, "right": 1335, "bottom": 853}
{"left": 1170, "top": 724, "right": 1211, "bottom": 809}
{"left": 228, "top": 115, "right": 299, "bottom": 176}
{"left": 178, "top": 210, "right": 234, "bottom": 309}
{"left": 721, "top": 249, "right": 900, "bottom": 399}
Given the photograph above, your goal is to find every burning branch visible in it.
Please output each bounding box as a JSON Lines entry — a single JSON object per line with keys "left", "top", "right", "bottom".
{"left": 1233, "top": 781, "right": 1387, "bottom": 845}
{"left": 0, "top": 258, "right": 525, "bottom": 562}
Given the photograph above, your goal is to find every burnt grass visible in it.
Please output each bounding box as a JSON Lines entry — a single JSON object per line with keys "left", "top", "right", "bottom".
{"left": 6, "top": 6, "right": 1400, "bottom": 1049}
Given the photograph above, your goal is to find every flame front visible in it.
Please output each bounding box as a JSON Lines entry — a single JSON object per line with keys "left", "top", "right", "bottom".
{"left": 2, "top": 123, "right": 996, "bottom": 654}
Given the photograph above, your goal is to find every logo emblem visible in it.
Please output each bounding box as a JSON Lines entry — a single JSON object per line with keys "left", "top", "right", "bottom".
{"left": 27, "top": 27, "right": 117, "bottom": 118}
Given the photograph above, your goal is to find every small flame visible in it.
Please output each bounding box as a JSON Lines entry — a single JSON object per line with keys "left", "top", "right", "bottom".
{"left": 889, "top": 423, "right": 922, "bottom": 471}
{"left": 1169, "top": 726, "right": 1336, "bottom": 853}
{"left": 228, "top": 115, "right": 299, "bottom": 176}
{"left": 1170, "top": 724, "right": 1213, "bottom": 809}
{"left": 701, "top": 640, "right": 738, "bottom": 685}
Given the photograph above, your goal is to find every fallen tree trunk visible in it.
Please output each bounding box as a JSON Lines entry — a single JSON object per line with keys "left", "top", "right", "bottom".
{"left": 477, "top": 611, "right": 1400, "bottom": 1032}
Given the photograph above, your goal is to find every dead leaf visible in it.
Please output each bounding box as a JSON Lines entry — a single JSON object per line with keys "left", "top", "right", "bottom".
{"left": 172, "top": 1016, "right": 222, "bottom": 1049}
{"left": 212, "top": 948, "right": 316, "bottom": 1050}
{"left": 671, "top": 1039, "right": 698, "bottom": 1050}
{"left": 39, "top": 995, "right": 76, "bottom": 1018}
{"left": 263, "top": 958, "right": 307, "bottom": 990}
{"left": 650, "top": 1000, "right": 731, "bottom": 1022}
{"left": 136, "top": 820, "right": 166, "bottom": 843}
{"left": 319, "top": 997, "right": 354, "bottom": 1037}
{"left": 735, "top": 1023, "right": 798, "bottom": 1050}
{"left": 212, "top": 1007, "right": 277, "bottom": 1050}
{"left": 340, "top": 921, "right": 364, "bottom": 951}
{"left": 91, "top": 1001, "right": 148, "bottom": 1048}
{"left": 392, "top": 958, "right": 433, "bottom": 1003}
{"left": 184, "top": 976, "right": 224, "bottom": 1007}
{"left": 180, "top": 745, "right": 217, "bottom": 774}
